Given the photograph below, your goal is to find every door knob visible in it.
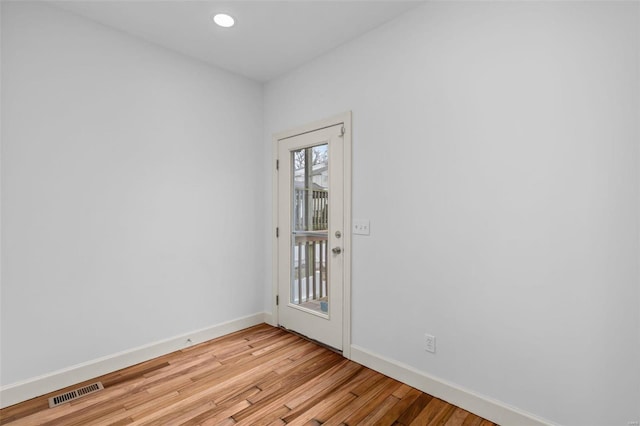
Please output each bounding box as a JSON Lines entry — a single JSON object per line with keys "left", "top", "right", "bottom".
{"left": 332, "top": 247, "right": 342, "bottom": 254}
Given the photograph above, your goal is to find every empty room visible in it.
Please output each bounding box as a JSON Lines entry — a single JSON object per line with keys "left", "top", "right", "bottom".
{"left": 1, "top": 1, "right": 639, "bottom": 425}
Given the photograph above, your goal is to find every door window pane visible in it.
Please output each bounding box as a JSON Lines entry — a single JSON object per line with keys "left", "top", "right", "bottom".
{"left": 290, "top": 144, "right": 329, "bottom": 315}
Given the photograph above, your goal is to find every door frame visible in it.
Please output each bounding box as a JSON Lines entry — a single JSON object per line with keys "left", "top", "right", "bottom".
{"left": 272, "top": 111, "right": 352, "bottom": 359}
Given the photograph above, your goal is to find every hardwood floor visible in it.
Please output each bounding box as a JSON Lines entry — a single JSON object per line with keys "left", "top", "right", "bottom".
{"left": 0, "top": 324, "right": 498, "bottom": 426}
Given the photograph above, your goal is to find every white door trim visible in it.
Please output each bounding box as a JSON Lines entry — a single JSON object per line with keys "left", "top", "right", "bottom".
{"left": 272, "top": 112, "right": 352, "bottom": 359}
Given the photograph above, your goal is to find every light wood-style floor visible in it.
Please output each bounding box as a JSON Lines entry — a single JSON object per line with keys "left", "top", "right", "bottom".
{"left": 0, "top": 324, "right": 498, "bottom": 426}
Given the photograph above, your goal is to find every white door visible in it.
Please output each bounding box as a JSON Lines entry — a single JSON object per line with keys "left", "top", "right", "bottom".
{"left": 276, "top": 119, "right": 350, "bottom": 351}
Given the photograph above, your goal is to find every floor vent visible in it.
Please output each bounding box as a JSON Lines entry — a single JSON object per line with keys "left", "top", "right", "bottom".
{"left": 48, "top": 382, "right": 104, "bottom": 408}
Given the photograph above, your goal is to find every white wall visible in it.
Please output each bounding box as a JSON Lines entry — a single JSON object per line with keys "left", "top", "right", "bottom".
{"left": 265, "top": 2, "right": 640, "bottom": 425}
{"left": 1, "top": 2, "right": 264, "bottom": 386}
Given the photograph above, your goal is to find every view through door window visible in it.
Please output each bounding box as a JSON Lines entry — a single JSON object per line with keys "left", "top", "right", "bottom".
{"left": 290, "top": 144, "right": 329, "bottom": 316}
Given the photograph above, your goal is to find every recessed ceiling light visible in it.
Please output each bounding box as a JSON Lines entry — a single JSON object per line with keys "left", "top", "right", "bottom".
{"left": 212, "top": 13, "right": 235, "bottom": 28}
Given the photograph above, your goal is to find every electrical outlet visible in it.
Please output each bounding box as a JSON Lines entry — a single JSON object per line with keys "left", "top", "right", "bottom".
{"left": 353, "top": 220, "right": 370, "bottom": 235}
{"left": 425, "top": 334, "right": 436, "bottom": 353}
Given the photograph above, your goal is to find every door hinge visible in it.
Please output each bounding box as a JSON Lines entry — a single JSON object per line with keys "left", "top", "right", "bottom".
{"left": 340, "top": 125, "right": 345, "bottom": 137}
{"left": 276, "top": 159, "right": 279, "bottom": 170}
{"left": 276, "top": 227, "right": 279, "bottom": 238}
{"left": 276, "top": 295, "right": 279, "bottom": 306}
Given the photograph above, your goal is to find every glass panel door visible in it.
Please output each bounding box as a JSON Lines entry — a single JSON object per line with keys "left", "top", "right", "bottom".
{"left": 290, "top": 144, "right": 329, "bottom": 316}
{"left": 277, "top": 120, "right": 345, "bottom": 351}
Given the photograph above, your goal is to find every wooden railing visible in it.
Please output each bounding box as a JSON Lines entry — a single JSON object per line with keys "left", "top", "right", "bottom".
{"left": 294, "top": 188, "right": 328, "bottom": 231}
{"left": 292, "top": 232, "right": 328, "bottom": 309}
{"left": 292, "top": 187, "right": 329, "bottom": 311}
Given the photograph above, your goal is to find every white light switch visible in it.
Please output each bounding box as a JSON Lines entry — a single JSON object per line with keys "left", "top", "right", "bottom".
{"left": 353, "top": 220, "right": 370, "bottom": 235}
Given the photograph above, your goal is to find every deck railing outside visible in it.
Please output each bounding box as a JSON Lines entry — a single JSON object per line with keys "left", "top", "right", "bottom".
{"left": 294, "top": 188, "right": 328, "bottom": 231}
{"left": 292, "top": 188, "right": 328, "bottom": 311}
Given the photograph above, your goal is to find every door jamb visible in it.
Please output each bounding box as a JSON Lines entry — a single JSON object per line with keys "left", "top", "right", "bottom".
{"left": 271, "top": 112, "right": 352, "bottom": 359}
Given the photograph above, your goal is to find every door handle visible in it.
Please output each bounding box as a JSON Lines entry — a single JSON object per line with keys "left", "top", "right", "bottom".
{"left": 332, "top": 247, "right": 342, "bottom": 254}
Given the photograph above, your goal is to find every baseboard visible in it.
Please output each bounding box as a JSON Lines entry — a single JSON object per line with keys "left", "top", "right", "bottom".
{"left": 350, "top": 345, "right": 556, "bottom": 426}
{"left": 0, "top": 312, "right": 269, "bottom": 409}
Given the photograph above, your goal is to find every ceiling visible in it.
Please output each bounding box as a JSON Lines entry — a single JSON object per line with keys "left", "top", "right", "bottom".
{"left": 51, "top": 1, "right": 425, "bottom": 82}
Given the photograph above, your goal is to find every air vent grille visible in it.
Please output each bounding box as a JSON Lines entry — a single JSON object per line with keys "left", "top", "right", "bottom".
{"left": 48, "top": 382, "right": 104, "bottom": 408}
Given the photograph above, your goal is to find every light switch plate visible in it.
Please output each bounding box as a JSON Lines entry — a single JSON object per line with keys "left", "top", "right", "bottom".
{"left": 425, "top": 334, "right": 436, "bottom": 353}
{"left": 353, "top": 220, "right": 370, "bottom": 235}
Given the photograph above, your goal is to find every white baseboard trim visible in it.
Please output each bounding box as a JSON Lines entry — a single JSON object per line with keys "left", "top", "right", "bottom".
{"left": 350, "top": 345, "right": 556, "bottom": 426}
{"left": 0, "top": 312, "right": 269, "bottom": 409}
